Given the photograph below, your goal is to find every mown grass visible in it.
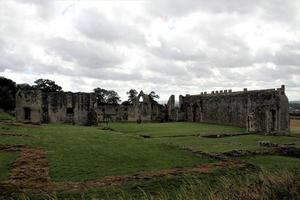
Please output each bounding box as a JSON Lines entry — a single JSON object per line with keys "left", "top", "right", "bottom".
{"left": 1, "top": 122, "right": 300, "bottom": 182}
{"left": 150, "top": 134, "right": 300, "bottom": 153}
{"left": 1, "top": 121, "right": 300, "bottom": 199}
{"left": 108, "top": 122, "right": 245, "bottom": 137}
{"left": 0, "top": 152, "right": 17, "bottom": 181}
{"left": 0, "top": 124, "right": 215, "bottom": 182}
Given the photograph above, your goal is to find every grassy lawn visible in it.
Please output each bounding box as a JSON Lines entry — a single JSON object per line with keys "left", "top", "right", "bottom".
{"left": 150, "top": 134, "right": 300, "bottom": 153}
{"left": 0, "top": 152, "right": 17, "bottom": 181}
{"left": 0, "top": 121, "right": 300, "bottom": 184}
{"left": 1, "top": 121, "right": 300, "bottom": 200}
{"left": 0, "top": 124, "right": 215, "bottom": 182}
{"left": 107, "top": 122, "right": 245, "bottom": 137}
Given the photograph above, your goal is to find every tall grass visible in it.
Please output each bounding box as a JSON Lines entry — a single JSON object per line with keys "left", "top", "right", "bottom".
{"left": 5, "top": 168, "right": 299, "bottom": 200}
{"left": 150, "top": 169, "right": 300, "bottom": 200}
{"left": 100, "top": 168, "right": 300, "bottom": 200}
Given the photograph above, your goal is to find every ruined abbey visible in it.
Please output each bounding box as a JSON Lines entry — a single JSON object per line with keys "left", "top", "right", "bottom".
{"left": 16, "top": 85, "right": 290, "bottom": 135}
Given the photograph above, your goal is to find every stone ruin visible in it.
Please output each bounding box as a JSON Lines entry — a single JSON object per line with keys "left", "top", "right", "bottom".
{"left": 16, "top": 85, "right": 290, "bottom": 135}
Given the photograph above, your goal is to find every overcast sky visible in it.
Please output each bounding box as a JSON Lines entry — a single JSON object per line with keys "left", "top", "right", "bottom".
{"left": 0, "top": 0, "right": 299, "bottom": 101}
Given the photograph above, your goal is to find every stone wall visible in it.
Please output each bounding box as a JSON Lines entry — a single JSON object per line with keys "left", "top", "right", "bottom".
{"left": 16, "top": 90, "right": 43, "bottom": 124}
{"left": 178, "top": 85, "right": 289, "bottom": 134}
{"left": 95, "top": 91, "right": 166, "bottom": 123}
{"left": 15, "top": 86, "right": 290, "bottom": 134}
{"left": 16, "top": 90, "right": 97, "bottom": 125}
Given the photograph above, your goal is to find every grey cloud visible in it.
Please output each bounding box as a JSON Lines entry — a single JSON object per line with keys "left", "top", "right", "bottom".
{"left": 0, "top": 0, "right": 299, "bottom": 100}
{"left": 12, "top": 0, "right": 57, "bottom": 19}
{"left": 0, "top": 39, "right": 31, "bottom": 72}
{"left": 148, "top": 31, "right": 253, "bottom": 69}
{"left": 148, "top": 37, "right": 206, "bottom": 62}
{"left": 75, "top": 66, "right": 144, "bottom": 81}
{"left": 148, "top": 0, "right": 297, "bottom": 24}
{"left": 75, "top": 8, "right": 145, "bottom": 44}
{"left": 46, "top": 37, "right": 124, "bottom": 69}
{"left": 255, "top": 43, "right": 300, "bottom": 67}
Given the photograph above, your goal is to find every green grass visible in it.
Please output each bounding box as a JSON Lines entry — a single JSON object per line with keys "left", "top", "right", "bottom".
{"left": 0, "top": 124, "right": 215, "bottom": 181}
{"left": 17, "top": 168, "right": 300, "bottom": 200}
{"left": 0, "top": 152, "right": 17, "bottom": 181}
{"left": 108, "top": 122, "right": 245, "bottom": 137}
{"left": 242, "top": 155, "right": 300, "bottom": 170}
{"left": 105, "top": 122, "right": 300, "bottom": 153}
{"left": 0, "top": 112, "right": 15, "bottom": 120}
{"left": 1, "top": 122, "right": 300, "bottom": 183}
{"left": 150, "top": 134, "right": 300, "bottom": 153}
{"left": 1, "top": 122, "right": 300, "bottom": 199}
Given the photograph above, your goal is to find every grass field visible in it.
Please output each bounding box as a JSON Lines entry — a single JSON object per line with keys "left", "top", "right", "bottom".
{"left": 1, "top": 117, "right": 300, "bottom": 199}
{"left": 0, "top": 124, "right": 216, "bottom": 181}
{"left": 108, "top": 122, "right": 244, "bottom": 137}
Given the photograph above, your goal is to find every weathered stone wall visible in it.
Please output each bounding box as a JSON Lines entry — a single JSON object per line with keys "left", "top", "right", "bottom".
{"left": 16, "top": 90, "right": 97, "bottom": 125}
{"left": 46, "top": 92, "right": 97, "bottom": 125}
{"left": 95, "top": 91, "right": 166, "bottom": 123}
{"left": 16, "top": 90, "right": 43, "bottom": 124}
{"left": 15, "top": 87, "right": 290, "bottom": 134}
{"left": 179, "top": 86, "right": 289, "bottom": 134}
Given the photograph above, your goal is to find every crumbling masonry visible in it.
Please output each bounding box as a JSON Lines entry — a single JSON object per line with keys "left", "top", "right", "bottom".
{"left": 16, "top": 86, "right": 290, "bottom": 135}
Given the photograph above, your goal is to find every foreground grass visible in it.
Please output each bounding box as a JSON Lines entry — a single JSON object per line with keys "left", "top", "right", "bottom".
{"left": 10, "top": 168, "right": 300, "bottom": 200}
{"left": 1, "top": 122, "right": 300, "bottom": 182}
{"left": 0, "top": 124, "right": 215, "bottom": 181}
{"left": 1, "top": 121, "right": 300, "bottom": 199}
{"left": 157, "top": 168, "right": 300, "bottom": 200}
{"left": 0, "top": 152, "right": 17, "bottom": 181}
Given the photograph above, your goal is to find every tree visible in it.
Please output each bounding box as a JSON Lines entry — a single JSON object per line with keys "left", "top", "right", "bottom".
{"left": 33, "top": 79, "right": 62, "bottom": 92}
{"left": 94, "top": 88, "right": 108, "bottom": 105}
{"left": 94, "top": 88, "right": 121, "bottom": 105}
{"left": 106, "top": 90, "right": 121, "bottom": 105}
{"left": 0, "top": 76, "right": 16, "bottom": 111}
{"left": 17, "top": 83, "right": 33, "bottom": 91}
{"left": 149, "top": 91, "right": 160, "bottom": 103}
{"left": 126, "top": 89, "right": 138, "bottom": 104}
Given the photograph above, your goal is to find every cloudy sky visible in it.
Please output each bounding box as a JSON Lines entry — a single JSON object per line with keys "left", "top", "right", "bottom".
{"left": 0, "top": 0, "right": 299, "bottom": 101}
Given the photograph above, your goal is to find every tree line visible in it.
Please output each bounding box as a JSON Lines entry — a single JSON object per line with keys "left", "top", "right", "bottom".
{"left": 0, "top": 76, "right": 159, "bottom": 111}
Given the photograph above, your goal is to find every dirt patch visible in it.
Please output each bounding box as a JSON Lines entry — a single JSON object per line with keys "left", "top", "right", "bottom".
{"left": 6, "top": 148, "right": 51, "bottom": 191}
{"left": 99, "top": 126, "right": 115, "bottom": 131}
{"left": 0, "top": 121, "right": 41, "bottom": 128}
{"left": 181, "top": 145, "right": 300, "bottom": 161}
{"left": 222, "top": 146, "right": 300, "bottom": 158}
{"left": 202, "top": 132, "right": 250, "bottom": 138}
{"left": 53, "top": 160, "right": 249, "bottom": 191}
{"left": 0, "top": 144, "right": 25, "bottom": 152}
{"left": 0, "top": 132, "right": 33, "bottom": 138}
{"left": 140, "top": 134, "right": 151, "bottom": 138}
{"left": 140, "top": 134, "right": 199, "bottom": 139}
{"left": 139, "top": 132, "right": 249, "bottom": 139}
